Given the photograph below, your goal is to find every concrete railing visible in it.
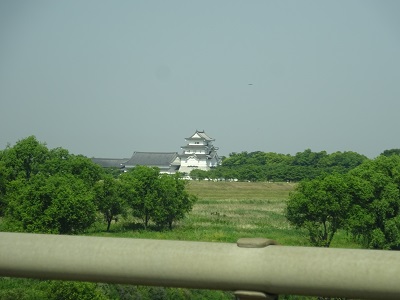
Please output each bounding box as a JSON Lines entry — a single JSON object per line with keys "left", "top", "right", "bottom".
{"left": 0, "top": 232, "right": 399, "bottom": 299}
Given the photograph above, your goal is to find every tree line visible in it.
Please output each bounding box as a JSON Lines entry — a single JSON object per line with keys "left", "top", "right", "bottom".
{"left": 190, "top": 149, "right": 369, "bottom": 182}
{"left": 0, "top": 136, "right": 196, "bottom": 234}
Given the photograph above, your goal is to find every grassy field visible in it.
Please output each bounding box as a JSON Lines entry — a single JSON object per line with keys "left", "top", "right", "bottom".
{"left": 186, "top": 181, "right": 294, "bottom": 201}
{"left": 184, "top": 181, "right": 304, "bottom": 245}
{"left": 89, "top": 180, "right": 359, "bottom": 249}
{"left": 88, "top": 181, "right": 303, "bottom": 244}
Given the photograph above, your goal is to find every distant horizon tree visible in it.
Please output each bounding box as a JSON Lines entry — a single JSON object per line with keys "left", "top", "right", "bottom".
{"left": 381, "top": 149, "right": 400, "bottom": 157}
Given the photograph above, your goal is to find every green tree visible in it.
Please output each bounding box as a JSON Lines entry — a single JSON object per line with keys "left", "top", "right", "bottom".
{"left": 120, "top": 166, "right": 160, "bottom": 229}
{"left": 286, "top": 174, "right": 352, "bottom": 247}
{"left": 292, "top": 149, "right": 327, "bottom": 167}
{"left": 67, "top": 155, "right": 104, "bottom": 188}
{"left": 221, "top": 151, "right": 249, "bottom": 167}
{"left": 41, "top": 147, "right": 71, "bottom": 175}
{"left": 1, "top": 136, "right": 49, "bottom": 180}
{"left": 0, "top": 137, "right": 105, "bottom": 233}
{"left": 153, "top": 173, "right": 197, "bottom": 229}
{"left": 6, "top": 173, "right": 96, "bottom": 234}
{"left": 0, "top": 160, "right": 11, "bottom": 216}
{"left": 190, "top": 169, "right": 209, "bottom": 180}
{"left": 0, "top": 137, "right": 103, "bottom": 197}
{"left": 347, "top": 155, "right": 400, "bottom": 249}
{"left": 318, "top": 151, "right": 368, "bottom": 173}
{"left": 42, "top": 147, "right": 104, "bottom": 186}
{"left": 215, "top": 149, "right": 366, "bottom": 182}
{"left": 381, "top": 148, "right": 400, "bottom": 157}
{"left": 121, "top": 167, "right": 196, "bottom": 230}
{"left": 94, "top": 175, "right": 127, "bottom": 231}
{"left": 238, "top": 165, "right": 264, "bottom": 181}
{"left": 263, "top": 152, "right": 294, "bottom": 165}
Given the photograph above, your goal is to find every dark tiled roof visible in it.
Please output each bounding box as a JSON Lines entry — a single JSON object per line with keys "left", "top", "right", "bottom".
{"left": 91, "top": 158, "right": 129, "bottom": 168}
{"left": 125, "top": 152, "right": 179, "bottom": 167}
{"left": 186, "top": 130, "right": 214, "bottom": 141}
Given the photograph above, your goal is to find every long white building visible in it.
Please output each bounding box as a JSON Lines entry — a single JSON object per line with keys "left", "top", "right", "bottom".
{"left": 92, "top": 130, "right": 221, "bottom": 174}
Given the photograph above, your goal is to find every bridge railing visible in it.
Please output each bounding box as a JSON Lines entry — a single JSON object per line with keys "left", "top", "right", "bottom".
{"left": 0, "top": 232, "right": 399, "bottom": 299}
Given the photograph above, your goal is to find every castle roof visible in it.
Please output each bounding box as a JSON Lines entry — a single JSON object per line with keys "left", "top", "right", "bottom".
{"left": 185, "top": 130, "right": 214, "bottom": 141}
{"left": 125, "top": 152, "right": 180, "bottom": 168}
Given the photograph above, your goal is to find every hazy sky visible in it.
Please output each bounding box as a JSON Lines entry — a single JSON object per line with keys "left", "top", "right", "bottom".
{"left": 1, "top": 1, "right": 399, "bottom": 159}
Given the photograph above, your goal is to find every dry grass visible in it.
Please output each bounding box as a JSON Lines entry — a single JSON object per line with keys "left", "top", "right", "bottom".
{"left": 186, "top": 181, "right": 295, "bottom": 222}
{"left": 90, "top": 181, "right": 303, "bottom": 244}
{"left": 186, "top": 180, "right": 295, "bottom": 200}
{"left": 91, "top": 180, "right": 357, "bottom": 248}
{"left": 180, "top": 181, "right": 302, "bottom": 244}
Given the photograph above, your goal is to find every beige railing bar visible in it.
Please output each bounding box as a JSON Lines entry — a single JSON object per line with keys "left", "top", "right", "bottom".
{"left": 0, "top": 232, "right": 399, "bottom": 299}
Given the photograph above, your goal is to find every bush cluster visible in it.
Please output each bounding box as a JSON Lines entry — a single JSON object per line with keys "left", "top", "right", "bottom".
{"left": 0, "top": 136, "right": 196, "bottom": 233}
{"left": 286, "top": 155, "right": 400, "bottom": 249}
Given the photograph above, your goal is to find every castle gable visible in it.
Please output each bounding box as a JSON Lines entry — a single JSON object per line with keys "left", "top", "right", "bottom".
{"left": 186, "top": 130, "right": 214, "bottom": 142}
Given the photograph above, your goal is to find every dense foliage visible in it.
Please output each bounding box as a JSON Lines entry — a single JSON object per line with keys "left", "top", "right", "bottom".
{"left": 0, "top": 136, "right": 103, "bottom": 233}
{"left": 120, "top": 166, "right": 197, "bottom": 229}
{"left": 287, "top": 155, "right": 400, "bottom": 249}
{"left": 153, "top": 173, "right": 197, "bottom": 229}
{"left": 0, "top": 136, "right": 196, "bottom": 233}
{"left": 286, "top": 174, "right": 353, "bottom": 247}
{"left": 6, "top": 173, "right": 97, "bottom": 234}
{"left": 190, "top": 149, "right": 368, "bottom": 182}
{"left": 93, "top": 175, "right": 128, "bottom": 231}
{"left": 347, "top": 155, "right": 400, "bottom": 249}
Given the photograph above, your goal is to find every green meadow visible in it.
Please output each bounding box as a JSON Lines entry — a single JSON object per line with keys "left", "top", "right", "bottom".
{"left": 89, "top": 181, "right": 358, "bottom": 249}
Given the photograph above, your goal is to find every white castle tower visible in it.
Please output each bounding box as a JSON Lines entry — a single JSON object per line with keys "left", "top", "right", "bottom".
{"left": 179, "top": 130, "right": 221, "bottom": 174}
